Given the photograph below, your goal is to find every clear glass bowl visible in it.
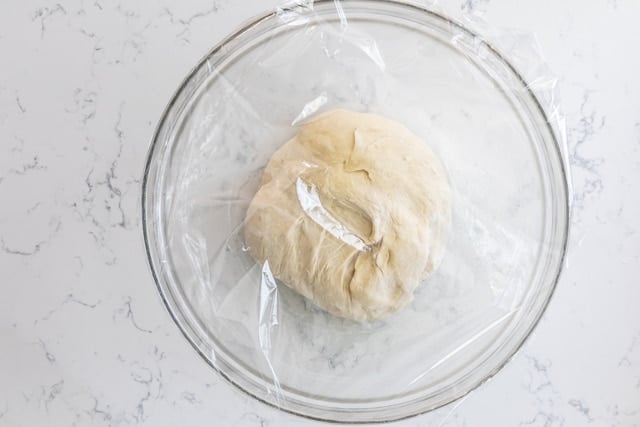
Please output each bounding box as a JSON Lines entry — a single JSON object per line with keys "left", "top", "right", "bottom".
{"left": 142, "top": 0, "right": 569, "bottom": 423}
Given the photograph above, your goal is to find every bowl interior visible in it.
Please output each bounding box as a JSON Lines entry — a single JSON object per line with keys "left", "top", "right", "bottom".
{"left": 143, "top": 0, "right": 568, "bottom": 422}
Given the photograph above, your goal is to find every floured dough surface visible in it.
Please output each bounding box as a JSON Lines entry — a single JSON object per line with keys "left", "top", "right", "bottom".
{"left": 244, "top": 109, "right": 451, "bottom": 320}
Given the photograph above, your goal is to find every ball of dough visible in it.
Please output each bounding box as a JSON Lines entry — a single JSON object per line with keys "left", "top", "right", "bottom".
{"left": 244, "top": 109, "right": 451, "bottom": 320}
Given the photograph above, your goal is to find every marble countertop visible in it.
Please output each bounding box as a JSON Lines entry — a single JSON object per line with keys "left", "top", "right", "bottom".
{"left": 1, "top": 0, "right": 639, "bottom": 426}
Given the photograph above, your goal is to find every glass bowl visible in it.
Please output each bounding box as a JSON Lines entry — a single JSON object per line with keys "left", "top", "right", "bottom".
{"left": 142, "top": 0, "right": 569, "bottom": 423}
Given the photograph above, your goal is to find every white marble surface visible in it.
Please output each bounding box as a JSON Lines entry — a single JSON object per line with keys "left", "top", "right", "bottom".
{"left": 1, "top": 0, "right": 639, "bottom": 426}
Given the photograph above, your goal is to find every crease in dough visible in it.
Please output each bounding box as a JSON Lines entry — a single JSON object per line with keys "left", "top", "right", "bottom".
{"left": 295, "top": 177, "right": 370, "bottom": 252}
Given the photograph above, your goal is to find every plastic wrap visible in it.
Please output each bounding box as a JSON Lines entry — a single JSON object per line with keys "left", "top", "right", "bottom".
{"left": 142, "top": 0, "right": 570, "bottom": 422}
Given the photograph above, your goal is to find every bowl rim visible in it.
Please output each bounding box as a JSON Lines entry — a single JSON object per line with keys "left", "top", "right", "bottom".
{"left": 141, "top": 0, "right": 570, "bottom": 423}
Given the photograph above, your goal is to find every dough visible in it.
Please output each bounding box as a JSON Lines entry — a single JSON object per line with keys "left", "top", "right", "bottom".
{"left": 244, "top": 109, "right": 451, "bottom": 320}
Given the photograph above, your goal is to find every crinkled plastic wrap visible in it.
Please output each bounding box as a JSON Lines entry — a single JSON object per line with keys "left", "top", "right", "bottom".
{"left": 143, "top": 0, "right": 570, "bottom": 423}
